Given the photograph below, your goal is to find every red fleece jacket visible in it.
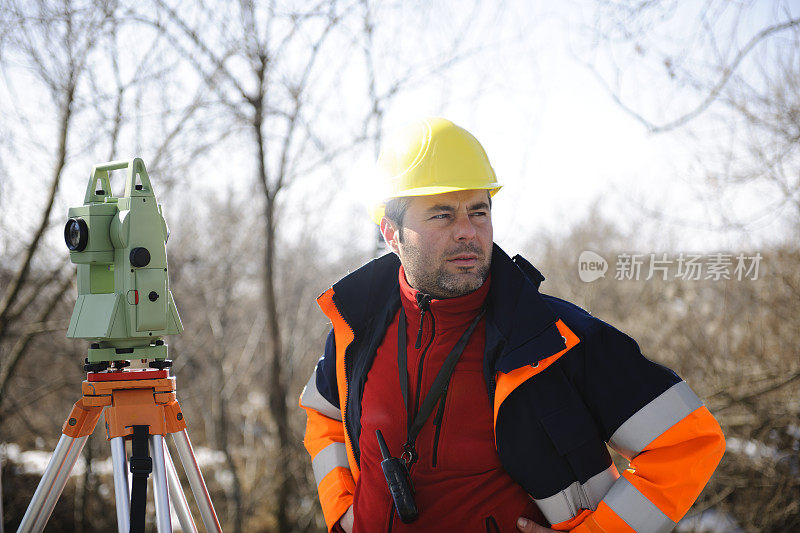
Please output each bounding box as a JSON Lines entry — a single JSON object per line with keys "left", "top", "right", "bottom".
{"left": 352, "top": 268, "right": 543, "bottom": 532}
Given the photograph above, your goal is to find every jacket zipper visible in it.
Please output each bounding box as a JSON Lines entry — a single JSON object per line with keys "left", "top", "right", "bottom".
{"left": 486, "top": 344, "right": 503, "bottom": 408}
{"left": 387, "top": 294, "right": 434, "bottom": 530}
{"left": 414, "top": 293, "right": 431, "bottom": 349}
{"left": 431, "top": 382, "right": 448, "bottom": 467}
{"left": 334, "top": 301, "right": 359, "bottom": 465}
{"left": 412, "top": 295, "right": 435, "bottom": 416}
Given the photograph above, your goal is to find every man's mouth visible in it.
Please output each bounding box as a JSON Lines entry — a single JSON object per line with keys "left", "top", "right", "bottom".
{"left": 447, "top": 254, "right": 479, "bottom": 267}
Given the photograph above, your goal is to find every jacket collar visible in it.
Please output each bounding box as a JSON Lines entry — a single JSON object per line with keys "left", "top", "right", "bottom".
{"left": 327, "top": 243, "right": 564, "bottom": 372}
{"left": 486, "top": 245, "right": 556, "bottom": 351}
{"left": 330, "top": 252, "right": 400, "bottom": 337}
{"left": 484, "top": 245, "right": 566, "bottom": 373}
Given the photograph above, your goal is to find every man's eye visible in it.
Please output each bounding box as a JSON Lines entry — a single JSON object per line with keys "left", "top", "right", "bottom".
{"left": 470, "top": 211, "right": 487, "bottom": 217}
{"left": 431, "top": 213, "right": 451, "bottom": 220}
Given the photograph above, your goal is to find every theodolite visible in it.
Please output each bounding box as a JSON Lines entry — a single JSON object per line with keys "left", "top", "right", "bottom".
{"left": 64, "top": 158, "right": 182, "bottom": 370}
{"left": 18, "top": 159, "right": 221, "bottom": 533}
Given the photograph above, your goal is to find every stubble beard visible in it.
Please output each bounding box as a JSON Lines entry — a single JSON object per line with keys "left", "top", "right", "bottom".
{"left": 399, "top": 240, "right": 490, "bottom": 299}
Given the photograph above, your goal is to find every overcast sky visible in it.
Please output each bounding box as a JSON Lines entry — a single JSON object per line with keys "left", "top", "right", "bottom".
{"left": 338, "top": 0, "right": 796, "bottom": 257}
{"left": 1, "top": 0, "right": 794, "bottom": 265}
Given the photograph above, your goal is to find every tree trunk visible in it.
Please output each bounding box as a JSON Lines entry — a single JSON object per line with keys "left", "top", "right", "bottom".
{"left": 264, "top": 201, "right": 292, "bottom": 532}
{"left": 253, "top": 108, "right": 293, "bottom": 531}
{"left": 218, "top": 390, "right": 244, "bottom": 533}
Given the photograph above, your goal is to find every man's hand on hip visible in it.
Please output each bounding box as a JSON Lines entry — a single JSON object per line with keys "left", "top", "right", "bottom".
{"left": 517, "top": 516, "right": 557, "bottom": 533}
{"left": 337, "top": 505, "right": 354, "bottom": 533}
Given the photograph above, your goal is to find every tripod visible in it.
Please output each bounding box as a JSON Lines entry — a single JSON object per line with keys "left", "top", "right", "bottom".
{"left": 18, "top": 367, "right": 222, "bottom": 533}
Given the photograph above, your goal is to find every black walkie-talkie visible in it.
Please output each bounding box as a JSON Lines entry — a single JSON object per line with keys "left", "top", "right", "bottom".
{"left": 376, "top": 429, "right": 419, "bottom": 523}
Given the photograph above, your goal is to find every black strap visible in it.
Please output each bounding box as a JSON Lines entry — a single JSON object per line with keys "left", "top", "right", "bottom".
{"left": 397, "top": 309, "right": 484, "bottom": 465}
{"left": 129, "top": 425, "right": 152, "bottom": 533}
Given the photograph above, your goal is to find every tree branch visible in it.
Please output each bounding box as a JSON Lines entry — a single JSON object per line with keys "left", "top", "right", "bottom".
{"left": 586, "top": 16, "right": 800, "bottom": 133}
{"left": 710, "top": 369, "right": 800, "bottom": 412}
{"left": 0, "top": 275, "right": 72, "bottom": 408}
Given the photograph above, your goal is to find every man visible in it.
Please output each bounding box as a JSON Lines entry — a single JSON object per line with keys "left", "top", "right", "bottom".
{"left": 300, "top": 117, "right": 725, "bottom": 532}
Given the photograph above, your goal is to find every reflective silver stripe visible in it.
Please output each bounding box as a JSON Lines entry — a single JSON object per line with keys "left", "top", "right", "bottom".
{"left": 312, "top": 442, "right": 349, "bottom": 486}
{"left": 609, "top": 381, "right": 702, "bottom": 459}
{"left": 604, "top": 475, "right": 676, "bottom": 533}
{"left": 534, "top": 464, "right": 619, "bottom": 525}
{"left": 299, "top": 366, "right": 342, "bottom": 421}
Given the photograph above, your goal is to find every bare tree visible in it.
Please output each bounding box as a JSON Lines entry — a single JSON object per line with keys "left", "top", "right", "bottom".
{"left": 0, "top": 2, "right": 222, "bottom": 530}
{"left": 0, "top": 0, "right": 115, "bottom": 407}
{"left": 1, "top": 1, "right": 513, "bottom": 529}
{"left": 132, "top": 3, "right": 359, "bottom": 528}
{"left": 128, "top": 1, "right": 498, "bottom": 528}
{"left": 576, "top": 1, "right": 800, "bottom": 228}
{"left": 0, "top": 0, "right": 206, "bottom": 411}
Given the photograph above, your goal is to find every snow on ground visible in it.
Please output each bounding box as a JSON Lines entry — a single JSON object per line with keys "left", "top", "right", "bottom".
{"left": 1, "top": 441, "right": 226, "bottom": 478}
{"left": 677, "top": 509, "right": 747, "bottom": 533}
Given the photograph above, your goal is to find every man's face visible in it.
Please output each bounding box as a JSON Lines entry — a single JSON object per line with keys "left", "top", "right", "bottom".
{"left": 381, "top": 189, "right": 493, "bottom": 299}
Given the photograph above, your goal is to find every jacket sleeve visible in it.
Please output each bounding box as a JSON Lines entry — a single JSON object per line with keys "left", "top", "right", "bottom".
{"left": 570, "top": 323, "right": 725, "bottom": 533}
{"left": 299, "top": 329, "right": 355, "bottom": 532}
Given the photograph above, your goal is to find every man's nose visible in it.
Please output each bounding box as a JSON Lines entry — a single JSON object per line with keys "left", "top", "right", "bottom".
{"left": 453, "top": 213, "right": 477, "bottom": 240}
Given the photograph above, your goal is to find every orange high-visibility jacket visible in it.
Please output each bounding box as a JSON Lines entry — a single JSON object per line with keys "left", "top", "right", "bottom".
{"left": 300, "top": 246, "right": 725, "bottom": 532}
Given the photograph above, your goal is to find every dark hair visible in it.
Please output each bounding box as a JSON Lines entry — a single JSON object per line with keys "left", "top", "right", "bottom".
{"left": 384, "top": 190, "right": 493, "bottom": 241}
{"left": 384, "top": 196, "right": 413, "bottom": 227}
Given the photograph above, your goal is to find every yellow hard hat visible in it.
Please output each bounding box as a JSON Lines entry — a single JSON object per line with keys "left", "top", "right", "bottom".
{"left": 369, "top": 117, "right": 502, "bottom": 224}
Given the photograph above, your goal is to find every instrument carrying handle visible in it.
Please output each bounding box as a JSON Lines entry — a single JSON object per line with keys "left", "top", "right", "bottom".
{"left": 84, "top": 158, "right": 154, "bottom": 202}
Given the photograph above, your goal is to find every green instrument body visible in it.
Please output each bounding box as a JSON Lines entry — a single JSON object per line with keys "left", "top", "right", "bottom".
{"left": 66, "top": 158, "right": 182, "bottom": 362}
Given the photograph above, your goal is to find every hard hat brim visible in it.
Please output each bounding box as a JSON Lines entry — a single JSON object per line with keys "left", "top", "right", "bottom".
{"left": 370, "top": 184, "right": 502, "bottom": 225}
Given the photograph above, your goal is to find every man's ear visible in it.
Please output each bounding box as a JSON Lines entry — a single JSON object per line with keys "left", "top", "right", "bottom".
{"left": 380, "top": 217, "right": 401, "bottom": 255}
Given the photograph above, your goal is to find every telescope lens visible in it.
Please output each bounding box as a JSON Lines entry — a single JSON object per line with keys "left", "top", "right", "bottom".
{"left": 64, "top": 218, "right": 89, "bottom": 251}
{"left": 67, "top": 223, "right": 80, "bottom": 243}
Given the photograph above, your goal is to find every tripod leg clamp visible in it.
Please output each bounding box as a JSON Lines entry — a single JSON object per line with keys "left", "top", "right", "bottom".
{"left": 62, "top": 397, "right": 103, "bottom": 438}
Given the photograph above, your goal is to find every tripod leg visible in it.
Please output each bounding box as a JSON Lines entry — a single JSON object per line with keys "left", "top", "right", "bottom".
{"left": 172, "top": 429, "right": 222, "bottom": 533}
{"left": 110, "top": 437, "right": 130, "bottom": 532}
{"left": 150, "top": 435, "right": 173, "bottom": 533}
{"left": 18, "top": 434, "right": 88, "bottom": 533}
{"left": 164, "top": 441, "right": 198, "bottom": 533}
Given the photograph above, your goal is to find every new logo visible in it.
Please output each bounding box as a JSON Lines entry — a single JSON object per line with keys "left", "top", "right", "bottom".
{"left": 578, "top": 251, "right": 608, "bottom": 282}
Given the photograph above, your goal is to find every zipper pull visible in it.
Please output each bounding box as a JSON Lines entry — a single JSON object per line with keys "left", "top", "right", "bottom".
{"left": 414, "top": 294, "right": 431, "bottom": 349}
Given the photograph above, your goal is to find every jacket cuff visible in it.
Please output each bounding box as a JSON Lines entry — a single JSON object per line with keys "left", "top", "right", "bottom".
{"left": 319, "top": 467, "right": 355, "bottom": 532}
{"left": 569, "top": 502, "right": 635, "bottom": 532}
